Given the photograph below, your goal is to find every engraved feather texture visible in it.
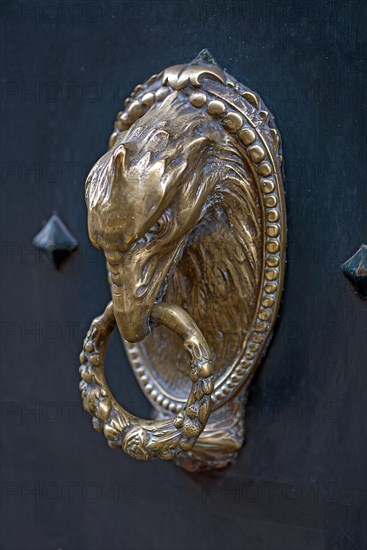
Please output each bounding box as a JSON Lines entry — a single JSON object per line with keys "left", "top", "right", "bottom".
{"left": 86, "top": 85, "right": 263, "bottom": 392}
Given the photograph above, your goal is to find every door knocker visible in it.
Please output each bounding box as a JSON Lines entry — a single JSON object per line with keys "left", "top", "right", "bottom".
{"left": 79, "top": 50, "right": 286, "bottom": 471}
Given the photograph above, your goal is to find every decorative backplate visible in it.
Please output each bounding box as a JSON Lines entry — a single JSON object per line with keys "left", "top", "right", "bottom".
{"left": 80, "top": 50, "right": 286, "bottom": 470}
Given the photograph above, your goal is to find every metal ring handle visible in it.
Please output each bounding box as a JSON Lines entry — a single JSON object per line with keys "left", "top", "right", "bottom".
{"left": 79, "top": 301, "right": 214, "bottom": 460}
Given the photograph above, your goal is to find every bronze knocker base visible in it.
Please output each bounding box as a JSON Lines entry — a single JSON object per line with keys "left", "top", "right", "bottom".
{"left": 80, "top": 50, "right": 286, "bottom": 471}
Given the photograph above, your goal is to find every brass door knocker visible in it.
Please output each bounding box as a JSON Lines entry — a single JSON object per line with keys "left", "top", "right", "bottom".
{"left": 79, "top": 50, "right": 286, "bottom": 471}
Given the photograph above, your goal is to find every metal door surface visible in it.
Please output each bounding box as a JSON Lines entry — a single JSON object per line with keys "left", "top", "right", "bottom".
{"left": 1, "top": 1, "right": 366, "bottom": 549}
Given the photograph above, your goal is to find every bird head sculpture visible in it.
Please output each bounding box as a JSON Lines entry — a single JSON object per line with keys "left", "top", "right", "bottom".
{"left": 81, "top": 52, "right": 285, "bottom": 470}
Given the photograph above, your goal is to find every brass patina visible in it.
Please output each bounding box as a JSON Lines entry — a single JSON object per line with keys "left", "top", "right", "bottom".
{"left": 79, "top": 51, "right": 286, "bottom": 470}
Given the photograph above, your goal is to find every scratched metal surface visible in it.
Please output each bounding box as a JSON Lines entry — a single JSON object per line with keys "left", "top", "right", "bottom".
{"left": 1, "top": 1, "right": 366, "bottom": 549}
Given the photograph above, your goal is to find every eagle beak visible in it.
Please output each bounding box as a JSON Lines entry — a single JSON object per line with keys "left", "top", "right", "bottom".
{"left": 105, "top": 243, "right": 183, "bottom": 343}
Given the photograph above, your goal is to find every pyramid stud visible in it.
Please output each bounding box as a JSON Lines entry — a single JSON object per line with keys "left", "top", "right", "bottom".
{"left": 33, "top": 214, "right": 78, "bottom": 267}
{"left": 190, "top": 49, "right": 218, "bottom": 66}
{"left": 341, "top": 244, "right": 367, "bottom": 299}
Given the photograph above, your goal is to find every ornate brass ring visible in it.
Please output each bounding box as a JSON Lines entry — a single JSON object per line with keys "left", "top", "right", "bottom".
{"left": 79, "top": 301, "right": 214, "bottom": 460}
